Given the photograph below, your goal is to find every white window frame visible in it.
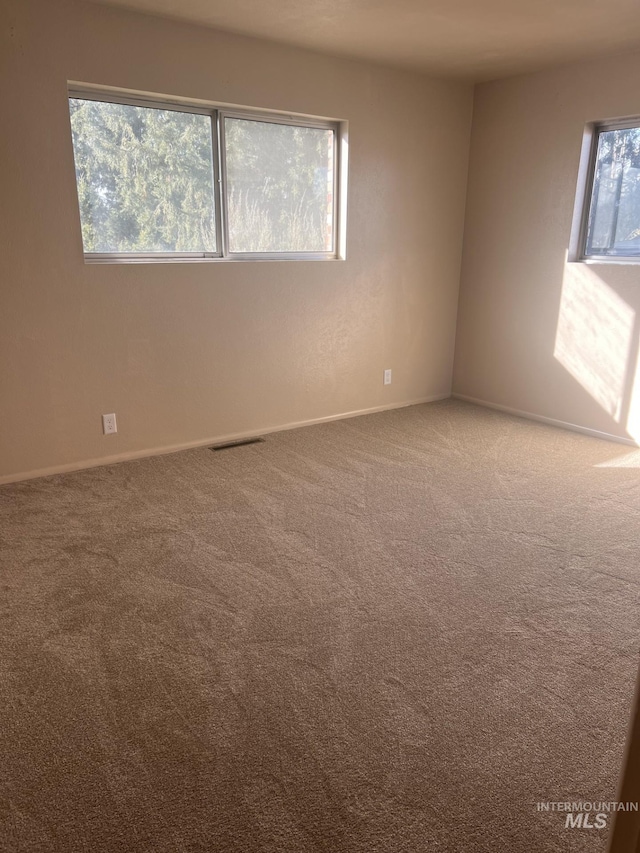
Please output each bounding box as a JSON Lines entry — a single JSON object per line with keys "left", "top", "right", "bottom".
{"left": 68, "top": 86, "right": 348, "bottom": 264}
{"left": 576, "top": 116, "right": 640, "bottom": 264}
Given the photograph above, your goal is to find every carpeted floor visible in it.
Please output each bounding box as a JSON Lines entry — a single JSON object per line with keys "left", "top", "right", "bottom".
{"left": 1, "top": 399, "right": 639, "bottom": 852}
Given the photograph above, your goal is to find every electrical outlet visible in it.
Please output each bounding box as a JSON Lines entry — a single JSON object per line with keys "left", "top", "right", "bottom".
{"left": 102, "top": 413, "right": 117, "bottom": 435}
{"left": 384, "top": 369, "right": 392, "bottom": 385}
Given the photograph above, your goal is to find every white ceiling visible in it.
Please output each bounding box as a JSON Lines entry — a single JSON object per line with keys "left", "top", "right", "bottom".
{"left": 87, "top": 0, "right": 640, "bottom": 81}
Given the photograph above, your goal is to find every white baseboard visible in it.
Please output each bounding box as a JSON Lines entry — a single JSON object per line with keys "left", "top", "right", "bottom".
{"left": 0, "top": 393, "right": 450, "bottom": 486}
{"left": 453, "top": 393, "right": 639, "bottom": 447}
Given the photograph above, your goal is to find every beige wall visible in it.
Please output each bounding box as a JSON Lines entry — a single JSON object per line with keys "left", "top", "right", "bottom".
{"left": 0, "top": 0, "right": 473, "bottom": 483}
{"left": 454, "top": 50, "right": 640, "bottom": 445}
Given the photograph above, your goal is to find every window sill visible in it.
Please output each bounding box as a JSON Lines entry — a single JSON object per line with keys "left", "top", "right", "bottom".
{"left": 572, "top": 256, "right": 640, "bottom": 266}
{"left": 84, "top": 255, "right": 345, "bottom": 264}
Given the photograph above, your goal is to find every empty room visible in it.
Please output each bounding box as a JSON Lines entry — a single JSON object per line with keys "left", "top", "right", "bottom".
{"left": 2, "top": 0, "right": 640, "bottom": 850}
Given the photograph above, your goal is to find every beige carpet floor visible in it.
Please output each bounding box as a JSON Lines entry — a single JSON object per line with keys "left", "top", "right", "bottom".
{"left": 1, "top": 399, "right": 639, "bottom": 852}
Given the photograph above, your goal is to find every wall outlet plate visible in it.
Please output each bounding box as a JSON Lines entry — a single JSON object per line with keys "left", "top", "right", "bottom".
{"left": 102, "top": 413, "right": 117, "bottom": 435}
{"left": 384, "top": 369, "right": 392, "bottom": 385}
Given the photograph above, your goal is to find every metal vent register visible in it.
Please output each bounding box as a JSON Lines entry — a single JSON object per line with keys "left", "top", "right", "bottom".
{"left": 209, "top": 437, "right": 265, "bottom": 451}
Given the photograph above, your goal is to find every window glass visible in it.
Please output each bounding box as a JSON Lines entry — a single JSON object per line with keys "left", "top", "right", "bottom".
{"left": 586, "top": 126, "right": 640, "bottom": 258}
{"left": 69, "top": 99, "right": 217, "bottom": 254}
{"left": 224, "top": 117, "right": 334, "bottom": 254}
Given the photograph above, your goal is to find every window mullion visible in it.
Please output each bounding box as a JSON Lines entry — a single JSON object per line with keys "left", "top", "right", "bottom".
{"left": 209, "top": 109, "right": 224, "bottom": 257}
{"left": 217, "top": 111, "right": 231, "bottom": 259}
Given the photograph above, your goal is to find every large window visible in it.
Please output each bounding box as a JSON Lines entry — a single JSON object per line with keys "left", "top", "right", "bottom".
{"left": 68, "top": 90, "right": 344, "bottom": 262}
{"left": 581, "top": 121, "right": 640, "bottom": 261}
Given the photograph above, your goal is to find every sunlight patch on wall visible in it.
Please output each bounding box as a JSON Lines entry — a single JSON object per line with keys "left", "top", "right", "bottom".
{"left": 554, "top": 264, "right": 635, "bottom": 421}
{"left": 625, "top": 343, "right": 640, "bottom": 443}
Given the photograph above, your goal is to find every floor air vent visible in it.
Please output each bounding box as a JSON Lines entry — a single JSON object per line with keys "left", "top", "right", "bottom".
{"left": 210, "top": 437, "right": 265, "bottom": 451}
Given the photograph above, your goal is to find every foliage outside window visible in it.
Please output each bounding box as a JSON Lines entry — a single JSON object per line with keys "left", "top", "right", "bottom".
{"left": 583, "top": 123, "right": 640, "bottom": 260}
{"left": 68, "top": 93, "right": 340, "bottom": 261}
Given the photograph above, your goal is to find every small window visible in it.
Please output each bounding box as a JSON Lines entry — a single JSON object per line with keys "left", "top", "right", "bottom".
{"left": 68, "top": 90, "right": 343, "bottom": 263}
{"left": 582, "top": 121, "right": 640, "bottom": 261}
